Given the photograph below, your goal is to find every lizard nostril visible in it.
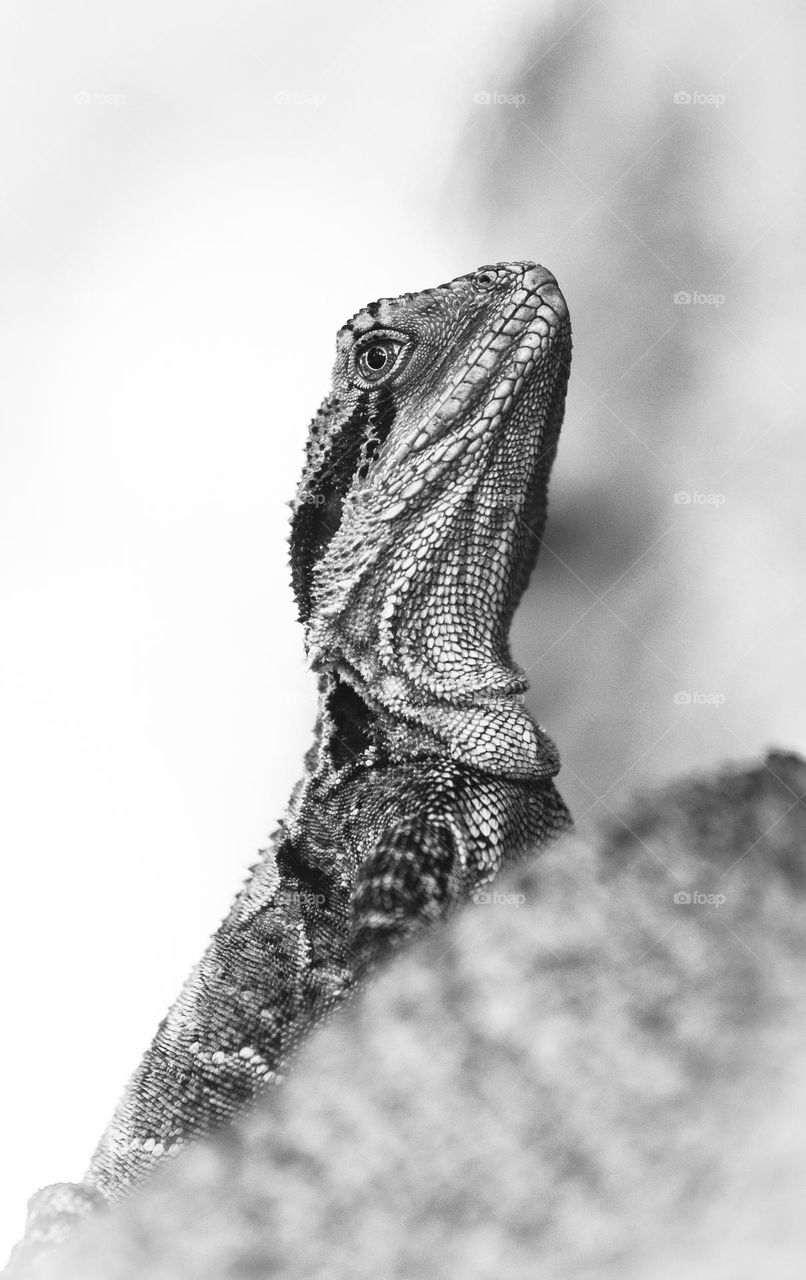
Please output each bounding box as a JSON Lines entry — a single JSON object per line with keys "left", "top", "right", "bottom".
{"left": 475, "top": 269, "right": 498, "bottom": 289}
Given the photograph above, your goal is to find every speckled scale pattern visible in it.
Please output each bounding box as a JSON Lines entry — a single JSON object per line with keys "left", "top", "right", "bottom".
{"left": 8, "top": 262, "right": 572, "bottom": 1270}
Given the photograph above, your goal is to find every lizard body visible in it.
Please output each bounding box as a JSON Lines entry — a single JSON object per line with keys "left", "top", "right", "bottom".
{"left": 8, "top": 261, "right": 572, "bottom": 1265}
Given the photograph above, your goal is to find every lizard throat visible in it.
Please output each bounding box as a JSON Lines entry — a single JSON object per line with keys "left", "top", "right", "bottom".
{"left": 306, "top": 336, "right": 570, "bottom": 708}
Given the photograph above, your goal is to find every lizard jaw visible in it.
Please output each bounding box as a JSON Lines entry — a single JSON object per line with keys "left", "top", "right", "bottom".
{"left": 350, "top": 264, "right": 569, "bottom": 521}
{"left": 391, "top": 267, "right": 567, "bottom": 454}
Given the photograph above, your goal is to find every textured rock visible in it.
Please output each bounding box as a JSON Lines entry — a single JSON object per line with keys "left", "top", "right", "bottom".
{"left": 25, "top": 751, "right": 806, "bottom": 1279}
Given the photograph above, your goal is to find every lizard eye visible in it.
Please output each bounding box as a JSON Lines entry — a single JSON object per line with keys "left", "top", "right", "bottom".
{"left": 352, "top": 336, "right": 406, "bottom": 384}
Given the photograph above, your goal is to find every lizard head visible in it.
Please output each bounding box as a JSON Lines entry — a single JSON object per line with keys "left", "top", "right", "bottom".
{"left": 290, "top": 261, "right": 571, "bottom": 730}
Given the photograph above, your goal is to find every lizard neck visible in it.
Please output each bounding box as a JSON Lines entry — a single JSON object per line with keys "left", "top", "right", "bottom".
{"left": 302, "top": 393, "right": 564, "bottom": 782}
{"left": 306, "top": 474, "right": 529, "bottom": 704}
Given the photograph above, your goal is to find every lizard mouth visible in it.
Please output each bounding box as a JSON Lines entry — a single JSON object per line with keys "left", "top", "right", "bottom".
{"left": 377, "top": 266, "right": 570, "bottom": 517}
{"left": 417, "top": 272, "right": 566, "bottom": 452}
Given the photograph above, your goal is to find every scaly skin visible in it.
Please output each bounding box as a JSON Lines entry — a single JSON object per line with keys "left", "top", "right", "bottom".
{"left": 7, "top": 261, "right": 572, "bottom": 1269}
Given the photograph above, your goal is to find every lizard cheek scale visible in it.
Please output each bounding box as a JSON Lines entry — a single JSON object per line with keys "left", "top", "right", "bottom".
{"left": 8, "top": 261, "right": 572, "bottom": 1269}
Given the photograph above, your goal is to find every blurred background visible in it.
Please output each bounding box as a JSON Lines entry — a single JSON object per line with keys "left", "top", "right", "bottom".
{"left": 0, "top": 0, "right": 803, "bottom": 1257}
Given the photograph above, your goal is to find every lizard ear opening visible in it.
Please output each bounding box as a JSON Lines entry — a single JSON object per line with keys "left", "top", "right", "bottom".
{"left": 325, "top": 675, "right": 375, "bottom": 769}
